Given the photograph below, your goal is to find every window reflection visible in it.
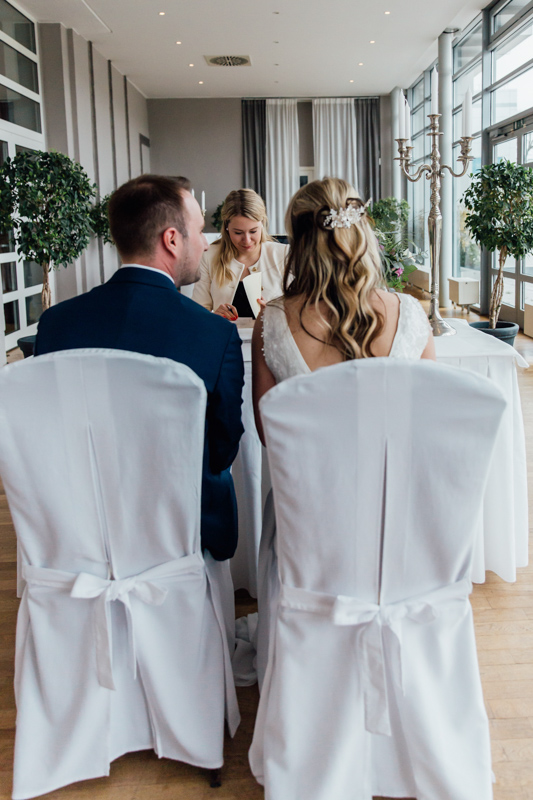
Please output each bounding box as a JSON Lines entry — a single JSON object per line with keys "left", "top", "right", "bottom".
{"left": 25, "top": 292, "right": 42, "bottom": 326}
{"left": 0, "top": 84, "right": 41, "bottom": 132}
{"left": 0, "top": 0, "right": 35, "bottom": 52}
{"left": 1, "top": 261, "right": 16, "bottom": 293}
{"left": 454, "top": 24, "right": 482, "bottom": 72}
{"left": 0, "top": 38, "right": 38, "bottom": 93}
{"left": 492, "top": 66, "right": 533, "bottom": 123}
{"left": 3, "top": 298, "right": 19, "bottom": 334}
{"left": 23, "top": 260, "right": 41, "bottom": 288}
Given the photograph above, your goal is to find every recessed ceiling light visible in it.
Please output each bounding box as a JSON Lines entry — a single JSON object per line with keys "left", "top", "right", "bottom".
{"left": 273, "top": 11, "right": 280, "bottom": 13}
{"left": 199, "top": 81, "right": 203, "bottom": 84}
{"left": 274, "top": 63, "right": 279, "bottom": 66}
{"left": 384, "top": 10, "right": 391, "bottom": 14}
{"left": 159, "top": 11, "right": 165, "bottom": 15}
{"left": 349, "top": 79, "right": 354, "bottom": 83}
{"left": 358, "top": 62, "right": 364, "bottom": 66}
{"left": 274, "top": 40, "right": 279, "bottom": 43}
{"left": 176, "top": 41, "right": 182, "bottom": 44}
{"left": 370, "top": 40, "right": 375, "bottom": 44}
{"left": 189, "top": 63, "right": 194, "bottom": 67}
{"left": 275, "top": 80, "right": 279, "bottom": 83}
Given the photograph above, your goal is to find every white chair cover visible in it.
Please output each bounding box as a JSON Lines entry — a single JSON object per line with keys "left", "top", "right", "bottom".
{"left": 0, "top": 349, "right": 240, "bottom": 800}
{"left": 249, "top": 358, "right": 506, "bottom": 800}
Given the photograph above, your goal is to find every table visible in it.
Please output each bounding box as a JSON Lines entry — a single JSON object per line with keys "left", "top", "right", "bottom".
{"left": 434, "top": 319, "right": 528, "bottom": 583}
{"left": 231, "top": 318, "right": 529, "bottom": 594}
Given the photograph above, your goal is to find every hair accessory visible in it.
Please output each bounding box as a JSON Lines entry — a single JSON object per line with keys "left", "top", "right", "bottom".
{"left": 323, "top": 198, "right": 372, "bottom": 230}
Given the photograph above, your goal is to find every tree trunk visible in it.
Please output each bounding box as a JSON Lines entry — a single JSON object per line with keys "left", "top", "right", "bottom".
{"left": 489, "top": 246, "right": 507, "bottom": 329}
{"left": 41, "top": 262, "right": 51, "bottom": 311}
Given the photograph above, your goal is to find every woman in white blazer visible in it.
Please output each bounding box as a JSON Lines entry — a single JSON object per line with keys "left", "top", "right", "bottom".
{"left": 193, "top": 189, "right": 288, "bottom": 320}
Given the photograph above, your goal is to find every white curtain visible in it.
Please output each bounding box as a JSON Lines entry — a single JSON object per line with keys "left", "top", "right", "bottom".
{"left": 265, "top": 99, "right": 299, "bottom": 235}
{"left": 312, "top": 98, "right": 358, "bottom": 189}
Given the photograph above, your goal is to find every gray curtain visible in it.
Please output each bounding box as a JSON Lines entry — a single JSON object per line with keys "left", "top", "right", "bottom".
{"left": 242, "top": 99, "right": 266, "bottom": 199}
{"left": 354, "top": 98, "right": 381, "bottom": 202}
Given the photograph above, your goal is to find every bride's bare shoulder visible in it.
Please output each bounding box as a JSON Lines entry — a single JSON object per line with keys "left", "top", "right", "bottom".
{"left": 373, "top": 288, "right": 400, "bottom": 312}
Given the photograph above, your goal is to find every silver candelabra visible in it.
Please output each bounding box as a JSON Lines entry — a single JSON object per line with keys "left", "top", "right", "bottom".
{"left": 396, "top": 114, "right": 473, "bottom": 336}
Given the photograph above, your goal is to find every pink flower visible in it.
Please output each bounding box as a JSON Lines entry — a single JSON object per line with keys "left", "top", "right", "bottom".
{"left": 395, "top": 266, "right": 404, "bottom": 276}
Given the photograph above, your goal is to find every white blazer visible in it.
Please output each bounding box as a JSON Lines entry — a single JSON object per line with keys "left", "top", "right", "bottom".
{"left": 192, "top": 240, "right": 288, "bottom": 311}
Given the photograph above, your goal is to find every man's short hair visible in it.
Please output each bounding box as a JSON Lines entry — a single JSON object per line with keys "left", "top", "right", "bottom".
{"left": 108, "top": 175, "right": 192, "bottom": 259}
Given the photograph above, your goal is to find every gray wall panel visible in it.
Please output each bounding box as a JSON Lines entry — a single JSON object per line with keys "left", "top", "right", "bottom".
{"left": 148, "top": 98, "right": 242, "bottom": 232}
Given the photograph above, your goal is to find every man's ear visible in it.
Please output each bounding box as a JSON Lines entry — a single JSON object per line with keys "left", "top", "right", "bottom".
{"left": 161, "top": 226, "right": 183, "bottom": 258}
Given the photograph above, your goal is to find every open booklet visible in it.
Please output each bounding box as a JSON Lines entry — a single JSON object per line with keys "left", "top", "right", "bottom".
{"left": 241, "top": 272, "right": 262, "bottom": 318}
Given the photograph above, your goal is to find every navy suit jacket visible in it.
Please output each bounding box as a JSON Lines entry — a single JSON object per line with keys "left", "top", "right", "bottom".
{"left": 34, "top": 267, "right": 245, "bottom": 561}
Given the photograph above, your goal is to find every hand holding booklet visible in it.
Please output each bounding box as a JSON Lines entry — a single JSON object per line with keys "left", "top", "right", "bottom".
{"left": 242, "top": 272, "right": 262, "bottom": 318}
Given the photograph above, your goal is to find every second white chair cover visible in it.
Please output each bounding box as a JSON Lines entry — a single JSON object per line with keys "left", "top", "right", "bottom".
{"left": 249, "top": 358, "right": 506, "bottom": 800}
{"left": 0, "top": 349, "right": 240, "bottom": 800}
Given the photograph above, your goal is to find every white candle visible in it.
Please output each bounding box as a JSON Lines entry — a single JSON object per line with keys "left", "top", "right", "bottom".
{"left": 404, "top": 100, "right": 411, "bottom": 144}
{"left": 431, "top": 68, "right": 439, "bottom": 115}
{"left": 191, "top": 188, "right": 195, "bottom": 199}
{"left": 462, "top": 88, "right": 473, "bottom": 138}
{"left": 398, "top": 92, "right": 405, "bottom": 139}
{"left": 201, "top": 191, "right": 206, "bottom": 213}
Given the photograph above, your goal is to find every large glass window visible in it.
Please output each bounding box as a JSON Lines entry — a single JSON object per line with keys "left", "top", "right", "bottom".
{"left": 494, "top": 137, "right": 518, "bottom": 161}
{"left": 0, "top": 0, "right": 35, "bottom": 52}
{"left": 0, "top": 83, "right": 40, "bottom": 132}
{"left": 0, "top": 39, "right": 38, "bottom": 93}
{"left": 454, "top": 23, "right": 483, "bottom": 71}
{"left": 492, "top": 0, "right": 532, "bottom": 33}
{"left": 453, "top": 137, "right": 482, "bottom": 279}
{"left": 524, "top": 131, "right": 533, "bottom": 162}
{"left": 491, "top": 64, "right": 533, "bottom": 122}
{"left": 454, "top": 62, "right": 482, "bottom": 106}
{"left": 493, "top": 19, "right": 533, "bottom": 81}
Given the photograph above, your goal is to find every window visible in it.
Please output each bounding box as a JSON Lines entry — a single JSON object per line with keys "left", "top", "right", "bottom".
{"left": 0, "top": 3, "right": 44, "bottom": 355}
{"left": 491, "top": 64, "right": 533, "bottom": 122}
{"left": 493, "top": 19, "right": 533, "bottom": 81}
{"left": 453, "top": 137, "right": 482, "bottom": 279}
{"left": 454, "top": 23, "right": 483, "bottom": 71}
{"left": 0, "top": 38, "right": 38, "bottom": 92}
{"left": 492, "top": 0, "right": 533, "bottom": 33}
{"left": 0, "top": 83, "right": 40, "bottom": 132}
{"left": 0, "top": 0, "right": 35, "bottom": 52}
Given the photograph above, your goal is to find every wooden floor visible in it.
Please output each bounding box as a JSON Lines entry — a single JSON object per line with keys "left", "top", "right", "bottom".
{"left": 1, "top": 308, "right": 533, "bottom": 799}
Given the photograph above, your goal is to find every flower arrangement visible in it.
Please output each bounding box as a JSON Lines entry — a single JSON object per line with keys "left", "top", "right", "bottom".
{"left": 370, "top": 198, "right": 423, "bottom": 291}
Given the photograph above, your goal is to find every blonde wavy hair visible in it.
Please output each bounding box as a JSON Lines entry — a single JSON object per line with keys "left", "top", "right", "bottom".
{"left": 282, "top": 177, "right": 384, "bottom": 360}
{"left": 212, "top": 189, "right": 275, "bottom": 286}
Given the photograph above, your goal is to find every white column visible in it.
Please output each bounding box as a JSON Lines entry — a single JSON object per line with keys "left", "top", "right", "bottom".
{"left": 438, "top": 31, "right": 454, "bottom": 308}
{"left": 391, "top": 87, "right": 403, "bottom": 201}
{"left": 0, "top": 303, "right": 6, "bottom": 366}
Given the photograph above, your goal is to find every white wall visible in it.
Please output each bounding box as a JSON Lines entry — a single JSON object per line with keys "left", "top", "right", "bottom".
{"left": 38, "top": 23, "right": 149, "bottom": 300}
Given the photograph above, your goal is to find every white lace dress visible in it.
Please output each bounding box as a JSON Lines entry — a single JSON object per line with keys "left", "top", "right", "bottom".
{"left": 262, "top": 293, "right": 431, "bottom": 382}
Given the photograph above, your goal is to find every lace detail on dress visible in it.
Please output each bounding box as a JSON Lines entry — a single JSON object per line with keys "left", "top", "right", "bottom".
{"left": 263, "top": 293, "right": 430, "bottom": 384}
{"left": 388, "top": 294, "right": 431, "bottom": 359}
{"left": 263, "top": 303, "right": 310, "bottom": 383}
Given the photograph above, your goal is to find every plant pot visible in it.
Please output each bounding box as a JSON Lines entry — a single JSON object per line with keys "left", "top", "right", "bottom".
{"left": 469, "top": 320, "right": 519, "bottom": 347}
{"left": 17, "top": 335, "right": 36, "bottom": 358}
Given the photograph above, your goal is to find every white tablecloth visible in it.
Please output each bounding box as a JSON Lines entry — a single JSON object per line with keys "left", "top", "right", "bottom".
{"left": 231, "top": 318, "right": 529, "bottom": 593}
{"left": 434, "top": 319, "right": 528, "bottom": 583}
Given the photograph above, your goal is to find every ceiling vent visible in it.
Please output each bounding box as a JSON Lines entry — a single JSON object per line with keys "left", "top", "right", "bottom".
{"left": 204, "top": 55, "right": 252, "bottom": 67}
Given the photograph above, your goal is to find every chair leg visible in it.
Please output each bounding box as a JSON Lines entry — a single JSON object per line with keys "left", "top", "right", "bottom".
{"left": 208, "top": 769, "right": 222, "bottom": 788}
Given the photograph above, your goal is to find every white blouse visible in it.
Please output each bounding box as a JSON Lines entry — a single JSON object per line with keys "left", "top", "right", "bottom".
{"left": 192, "top": 240, "right": 288, "bottom": 311}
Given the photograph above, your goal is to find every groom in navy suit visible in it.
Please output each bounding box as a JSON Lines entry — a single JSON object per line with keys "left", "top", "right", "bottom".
{"left": 35, "top": 175, "right": 244, "bottom": 561}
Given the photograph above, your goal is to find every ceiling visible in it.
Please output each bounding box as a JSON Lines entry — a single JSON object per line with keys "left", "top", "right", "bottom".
{"left": 22, "top": 0, "right": 486, "bottom": 98}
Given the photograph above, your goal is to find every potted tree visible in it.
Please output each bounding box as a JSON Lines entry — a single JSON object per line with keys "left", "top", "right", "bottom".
{"left": 0, "top": 150, "right": 97, "bottom": 356}
{"left": 462, "top": 159, "right": 533, "bottom": 345}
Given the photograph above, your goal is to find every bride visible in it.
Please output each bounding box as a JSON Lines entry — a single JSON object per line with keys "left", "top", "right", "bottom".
{"left": 252, "top": 177, "right": 435, "bottom": 443}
